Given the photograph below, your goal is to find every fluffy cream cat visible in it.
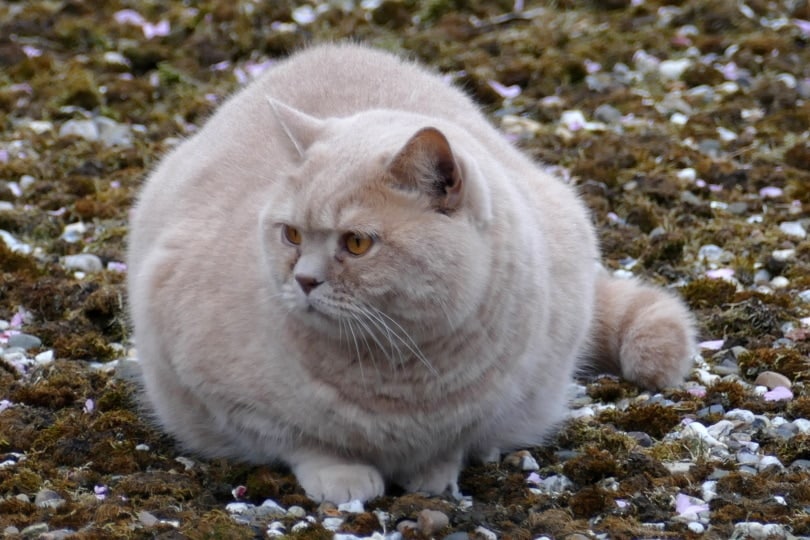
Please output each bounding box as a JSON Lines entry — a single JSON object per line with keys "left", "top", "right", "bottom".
{"left": 127, "top": 43, "right": 695, "bottom": 504}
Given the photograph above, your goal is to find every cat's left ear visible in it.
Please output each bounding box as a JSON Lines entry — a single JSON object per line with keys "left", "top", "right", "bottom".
{"left": 266, "top": 97, "right": 324, "bottom": 158}
{"left": 387, "top": 127, "right": 492, "bottom": 224}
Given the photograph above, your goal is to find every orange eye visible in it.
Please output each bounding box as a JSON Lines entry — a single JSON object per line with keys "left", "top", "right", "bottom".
{"left": 282, "top": 225, "right": 302, "bottom": 245}
{"left": 344, "top": 232, "right": 373, "bottom": 256}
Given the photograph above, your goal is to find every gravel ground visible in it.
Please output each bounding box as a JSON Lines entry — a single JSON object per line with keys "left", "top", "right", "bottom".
{"left": 2, "top": 0, "right": 810, "bottom": 538}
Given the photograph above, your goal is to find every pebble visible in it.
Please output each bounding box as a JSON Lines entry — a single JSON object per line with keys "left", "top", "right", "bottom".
{"left": 779, "top": 221, "right": 806, "bottom": 238}
{"left": 627, "top": 431, "right": 653, "bottom": 447}
{"left": 35, "top": 489, "right": 65, "bottom": 509}
{"left": 59, "top": 119, "right": 99, "bottom": 141}
{"left": 754, "top": 371, "right": 791, "bottom": 389}
{"left": 793, "top": 418, "right": 810, "bottom": 434}
{"left": 726, "top": 409, "right": 755, "bottom": 424}
{"left": 798, "top": 289, "right": 810, "bottom": 303}
{"left": 688, "top": 521, "right": 705, "bottom": 534}
{"left": 474, "top": 526, "right": 498, "bottom": 540}
{"left": 731, "top": 522, "right": 789, "bottom": 539}
{"left": 758, "top": 456, "right": 783, "bottom": 472}
{"left": 443, "top": 533, "right": 470, "bottom": 540}
{"left": 322, "top": 517, "right": 344, "bottom": 531}
{"left": 593, "top": 104, "right": 623, "bottom": 123}
{"left": 682, "top": 422, "right": 725, "bottom": 447}
{"left": 707, "top": 419, "right": 734, "bottom": 439}
{"left": 337, "top": 499, "right": 364, "bottom": 513}
{"left": 287, "top": 505, "right": 306, "bottom": 518}
{"left": 418, "top": 509, "right": 450, "bottom": 535}
{"left": 701, "top": 480, "right": 717, "bottom": 502}
{"left": 138, "top": 511, "right": 159, "bottom": 527}
{"left": 61, "top": 222, "right": 87, "bottom": 243}
{"left": 7, "top": 333, "right": 42, "bottom": 350}
{"left": 62, "top": 253, "right": 104, "bottom": 273}
{"left": 21, "top": 523, "right": 49, "bottom": 537}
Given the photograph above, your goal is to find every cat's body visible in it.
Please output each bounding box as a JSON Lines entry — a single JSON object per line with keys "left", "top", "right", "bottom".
{"left": 128, "top": 43, "right": 695, "bottom": 503}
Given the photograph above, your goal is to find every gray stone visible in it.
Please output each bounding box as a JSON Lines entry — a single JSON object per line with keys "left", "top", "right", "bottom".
{"left": 789, "top": 459, "right": 810, "bottom": 471}
{"left": 7, "top": 333, "right": 42, "bottom": 350}
{"left": 21, "top": 523, "right": 49, "bottom": 537}
{"left": 594, "top": 104, "right": 623, "bottom": 123}
{"left": 94, "top": 116, "right": 133, "bottom": 147}
{"left": 35, "top": 488, "right": 65, "bottom": 509}
{"left": 754, "top": 370, "right": 791, "bottom": 389}
{"left": 627, "top": 431, "right": 653, "bottom": 447}
{"left": 443, "top": 533, "right": 470, "bottom": 540}
{"left": 59, "top": 119, "right": 99, "bottom": 141}
{"left": 62, "top": 253, "right": 103, "bottom": 273}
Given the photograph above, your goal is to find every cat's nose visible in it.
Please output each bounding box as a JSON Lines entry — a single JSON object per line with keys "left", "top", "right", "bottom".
{"left": 295, "top": 274, "right": 323, "bottom": 295}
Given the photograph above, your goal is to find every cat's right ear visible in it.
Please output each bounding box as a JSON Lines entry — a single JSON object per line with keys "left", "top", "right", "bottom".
{"left": 266, "top": 97, "right": 323, "bottom": 158}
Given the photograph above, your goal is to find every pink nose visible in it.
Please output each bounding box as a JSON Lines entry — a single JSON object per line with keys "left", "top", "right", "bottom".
{"left": 295, "top": 274, "right": 323, "bottom": 295}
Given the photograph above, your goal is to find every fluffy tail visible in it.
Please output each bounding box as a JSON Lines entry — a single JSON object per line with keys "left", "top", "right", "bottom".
{"left": 586, "top": 271, "right": 697, "bottom": 390}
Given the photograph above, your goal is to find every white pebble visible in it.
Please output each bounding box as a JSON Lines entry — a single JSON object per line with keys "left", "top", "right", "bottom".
{"left": 772, "top": 248, "right": 795, "bottom": 261}
{"left": 474, "top": 526, "right": 498, "bottom": 540}
{"left": 61, "top": 222, "right": 88, "bottom": 243}
{"left": 676, "top": 168, "right": 697, "bottom": 182}
{"left": 707, "top": 420, "right": 735, "bottom": 439}
{"left": 793, "top": 419, "right": 810, "bottom": 434}
{"left": 688, "top": 521, "right": 705, "bottom": 534}
{"left": 670, "top": 112, "right": 689, "bottom": 125}
{"left": 321, "top": 517, "right": 343, "bottom": 531}
{"left": 701, "top": 480, "right": 717, "bottom": 502}
{"left": 682, "top": 422, "right": 725, "bottom": 447}
{"left": 770, "top": 276, "right": 789, "bottom": 289}
{"left": 135, "top": 444, "right": 150, "bottom": 451}
{"left": 337, "top": 499, "right": 364, "bottom": 513}
{"left": 732, "top": 522, "right": 788, "bottom": 539}
{"left": 34, "top": 350, "right": 54, "bottom": 365}
{"left": 286, "top": 505, "right": 306, "bottom": 518}
{"left": 779, "top": 221, "right": 806, "bottom": 239}
{"left": 659, "top": 58, "right": 693, "bottom": 80}
{"left": 62, "top": 253, "right": 103, "bottom": 273}
{"left": 225, "top": 502, "right": 253, "bottom": 514}
{"left": 59, "top": 119, "right": 99, "bottom": 142}
{"left": 758, "top": 455, "right": 783, "bottom": 472}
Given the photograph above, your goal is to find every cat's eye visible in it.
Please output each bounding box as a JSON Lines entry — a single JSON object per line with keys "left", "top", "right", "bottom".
{"left": 282, "top": 225, "right": 302, "bottom": 245}
{"left": 343, "top": 232, "right": 373, "bottom": 256}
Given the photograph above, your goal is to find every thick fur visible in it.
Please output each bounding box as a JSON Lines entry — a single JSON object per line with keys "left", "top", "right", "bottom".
{"left": 127, "top": 43, "right": 696, "bottom": 503}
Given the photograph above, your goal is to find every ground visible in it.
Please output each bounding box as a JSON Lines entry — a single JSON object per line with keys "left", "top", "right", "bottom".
{"left": 1, "top": 0, "right": 809, "bottom": 539}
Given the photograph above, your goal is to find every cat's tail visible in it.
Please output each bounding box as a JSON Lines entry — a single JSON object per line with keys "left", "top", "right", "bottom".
{"left": 585, "top": 271, "right": 697, "bottom": 390}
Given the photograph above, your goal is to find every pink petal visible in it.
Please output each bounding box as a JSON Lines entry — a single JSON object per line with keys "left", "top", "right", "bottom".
{"left": 113, "top": 9, "right": 146, "bottom": 26}
{"left": 699, "top": 340, "right": 725, "bottom": 351}
{"left": 763, "top": 386, "right": 793, "bottom": 402}
{"left": 706, "top": 268, "right": 735, "bottom": 279}
{"left": 488, "top": 80, "right": 521, "bottom": 99}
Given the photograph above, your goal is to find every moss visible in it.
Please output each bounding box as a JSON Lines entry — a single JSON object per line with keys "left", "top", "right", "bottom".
{"left": 681, "top": 278, "right": 737, "bottom": 310}
{"left": 598, "top": 403, "right": 681, "bottom": 440}
{"left": 181, "top": 509, "right": 255, "bottom": 540}
{"left": 738, "top": 348, "right": 809, "bottom": 382}
{"left": 562, "top": 446, "right": 620, "bottom": 485}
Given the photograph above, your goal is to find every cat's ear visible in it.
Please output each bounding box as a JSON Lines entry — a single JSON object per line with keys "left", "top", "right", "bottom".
{"left": 387, "top": 127, "right": 492, "bottom": 224}
{"left": 266, "top": 97, "right": 323, "bottom": 157}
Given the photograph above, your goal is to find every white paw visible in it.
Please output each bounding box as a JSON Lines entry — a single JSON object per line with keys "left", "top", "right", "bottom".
{"left": 294, "top": 463, "right": 385, "bottom": 504}
{"left": 402, "top": 460, "right": 462, "bottom": 499}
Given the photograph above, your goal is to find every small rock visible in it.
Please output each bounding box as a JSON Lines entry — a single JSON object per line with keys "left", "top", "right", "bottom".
{"left": 793, "top": 419, "right": 810, "bottom": 434}
{"left": 95, "top": 116, "right": 133, "bottom": 147}
{"left": 593, "top": 104, "right": 623, "bottom": 123}
{"left": 725, "top": 409, "right": 755, "bottom": 424}
{"left": 4, "top": 527, "right": 19, "bottom": 536}
{"left": 779, "top": 221, "right": 806, "bottom": 239}
{"left": 61, "top": 222, "right": 88, "bottom": 243}
{"left": 21, "top": 523, "right": 49, "bottom": 537}
{"left": 659, "top": 58, "right": 692, "bottom": 80}
{"left": 754, "top": 371, "right": 791, "bottom": 389}
{"left": 731, "top": 522, "right": 789, "bottom": 539}
{"left": 790, "top": 459, "right": 810, "bottom": 471}
{"left": 799, "top": 289, "right": 810, "bottom": 303}
{"left": 758, "top": 455, "right": 783, "bottom": 472}
{"left": 763, "top": 386, "right": 793, "bottom": 402}
{"left": 337, "top": 500, "right": 364, "bottom": 513}
{"left": 688, "top": 521, "right": 705, "bottom": 534}
{"left": 443, "top": 533, "right": 470, "bottom": 540}
{"left": 474, "top": 526, "right": 498, "bottom": 540}
{"left": 418, "top": 509, "right": 450, "bottom": 535}
{"left": 626, "top": 431, "right": 653, "bottom": 447}
{"left": 35, "top": 489, "right": 65, "bottom": 509}
{"left": 138, "top": 511, "right": 159, "bottom": 527}
{"left": 322, "top": 517, "right": 344, "bottom": 531}
{"left": 287, "top": 505, "right": 306, "bottom": 518}
{"left": 736, "top": 450, "right": 760, "bottom": 466}
{"left": 62, "top": 253, "right": 103, "bottom": 273}
{"left": 7, "top": 333, "right": 41, "bottom": 350}
{"left": 701, "top": 480, "right": 717, "bottom": 502}
{"left": 59, "top": 119, "right": 99, "bottom": 141}
{"left": 772, "top": 248, "right": 795, "bottom": 262}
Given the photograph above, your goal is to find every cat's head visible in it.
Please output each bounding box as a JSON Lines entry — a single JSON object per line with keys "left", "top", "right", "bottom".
{"left": 259, "top": 99, "right": 494, "bottom": 352}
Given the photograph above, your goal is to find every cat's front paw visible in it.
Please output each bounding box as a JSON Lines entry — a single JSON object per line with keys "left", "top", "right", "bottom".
{"left": 400, "top": 459, "right": 462, "bottom": 499}
{"left": 294, "top": 462, "right": 384, "bottom": 504}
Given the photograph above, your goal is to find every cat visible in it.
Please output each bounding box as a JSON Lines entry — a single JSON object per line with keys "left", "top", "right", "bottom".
{"left": 127, "top": 43, "right": 696, "bottom": 504}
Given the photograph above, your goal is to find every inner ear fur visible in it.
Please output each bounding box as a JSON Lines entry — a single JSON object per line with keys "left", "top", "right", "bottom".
{"left": 387, "top": 127, "right": 464, "bottom": 213}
